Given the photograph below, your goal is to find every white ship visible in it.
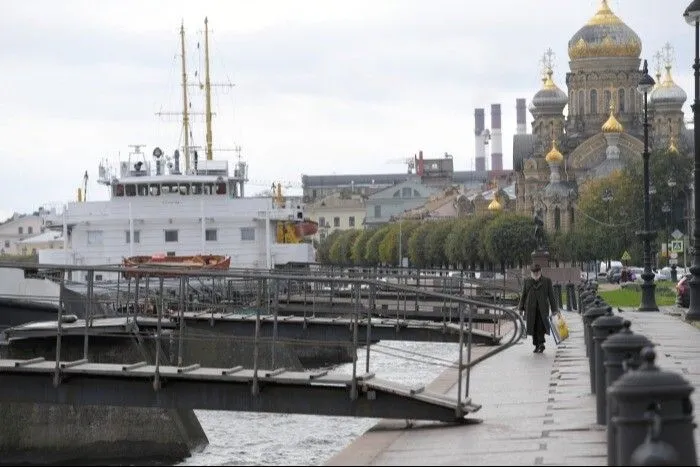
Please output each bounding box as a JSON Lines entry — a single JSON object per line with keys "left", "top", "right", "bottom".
{"left": 35, "top": 19, "right": 317, "bottom": 282}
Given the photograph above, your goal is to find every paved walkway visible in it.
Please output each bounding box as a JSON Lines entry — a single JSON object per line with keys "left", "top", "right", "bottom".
{"left": 326, "top": 306, "right": 700, "bottom": 466}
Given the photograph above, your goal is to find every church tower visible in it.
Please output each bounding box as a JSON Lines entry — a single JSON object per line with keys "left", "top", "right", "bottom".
{"left": 565, "top": 0, "right": 643, "bottom": 138}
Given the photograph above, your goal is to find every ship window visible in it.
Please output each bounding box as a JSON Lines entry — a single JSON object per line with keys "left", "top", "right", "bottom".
{"left": 179, "top": 184, "right": 190, "bottom": 195}
{"left": 95, "top": 274, "right": 103, "bottom": 281}
{"left": 87, "top": 230, "right": 103, "bottom": 245}
{"left": 165, "top": 230, "right": 178, "bottom": 242}
{"left": 205, "top": 229, "right": 217, "bottom": 241}
{"left": 137, "top": 184, "right": 148, "bottom": 196}
{"left": 162, "top": 183, "right": 178, "bottom": 195}
{"left": 114, "top": 184, "right": 125, "bottom": 197}
{"left": 192, "top": 183, "right": 202, "bottom": 195}
{"left": 125, "top": 230, "right": 140, "bottom": 244}
{"left": 240, "top": 227, "right": 255, "bottom": 241}
{"left": 167, "top": 251, "right": 176, "bottom": 257}
{"left": 125, "top": 184, "right": 136, "bottom": 197}
{"left": 216, "top": 182, "right": 226, "bottom": 195}
{"left": 149, "top": 184, "right": 160, "bottom": 196}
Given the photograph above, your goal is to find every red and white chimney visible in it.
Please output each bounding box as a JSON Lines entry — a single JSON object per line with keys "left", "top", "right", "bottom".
{"left": 474, "top": 108, "right": 486, "bottom": 171}
{"left": 490, "top": 104, "right": 503, "bottom": 171}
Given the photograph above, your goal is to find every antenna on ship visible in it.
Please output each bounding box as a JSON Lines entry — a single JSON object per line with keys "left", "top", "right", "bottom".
{"left": 180, "top": 22, "right": 191, "bottom": 172}
{"left": 198, "top": 17, "right": 235, "bottom": 161}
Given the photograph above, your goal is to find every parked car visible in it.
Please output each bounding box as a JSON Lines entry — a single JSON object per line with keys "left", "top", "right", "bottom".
{"left": 606, "top": 266, "right": 622, "bottom": 284}
{"left": 676, "top": 273, "right": 692, "bottom": 308}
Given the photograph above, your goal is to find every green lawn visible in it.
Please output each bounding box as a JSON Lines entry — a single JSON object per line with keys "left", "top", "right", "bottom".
{"left": 598, "top": 282, "right": 678, "bottom": 307}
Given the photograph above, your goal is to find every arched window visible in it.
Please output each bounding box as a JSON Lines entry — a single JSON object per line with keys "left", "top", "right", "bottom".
{"left": 618, "top": 89, "right": 626, "bottom": 112}
{"left": 578, "top": 90, "right": 585, "bottom": 114}
{"left": 590, "top": 90, "right": 598, "bottom": 115}
{"left": 554, "top": 207, "right": 561, "bottom": 232}
{"left": 630, "top": 88, "right": 636, "bottom": 112}
{"left": 604, "top": 90, "right": 611, "bottom": 111}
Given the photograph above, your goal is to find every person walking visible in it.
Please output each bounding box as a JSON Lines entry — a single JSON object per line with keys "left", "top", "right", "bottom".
{"left": 517, "top": 264, "right": 559, "bottom": 353}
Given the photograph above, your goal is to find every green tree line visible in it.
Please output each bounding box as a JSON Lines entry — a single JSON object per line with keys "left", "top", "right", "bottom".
{"left": 316, "top": 145, "right": 691, "bottom": 270}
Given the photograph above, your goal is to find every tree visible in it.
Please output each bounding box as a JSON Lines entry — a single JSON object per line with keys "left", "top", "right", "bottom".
{"left": 329, "top": 230, "right": 361, "bottom": 265}
{"left": 407, "top": 222, "right": 432, "bottom": 267}
{"left": 364, "top": 225, "right": 392, "bottom": 265}
{"left": 482, "top": 213, "right": 536, "bottom": 271}
{"left": 350, "top": 230, "right": 374, "bottom": 265}
{"left": 316, "top": 230, "right": 343, "bottom": 264}
{"left": 424, "top": 220, "right": 455, "bottom": 267}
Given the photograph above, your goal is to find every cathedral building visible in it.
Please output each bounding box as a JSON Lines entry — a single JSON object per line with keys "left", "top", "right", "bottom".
{"left": 513, "top": 0, "right": 690, "bottom": 233}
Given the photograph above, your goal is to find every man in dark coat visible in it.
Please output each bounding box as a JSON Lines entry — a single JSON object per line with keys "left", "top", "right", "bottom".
{"left": 517, "top": 264, "right": 559, "bottom": 353}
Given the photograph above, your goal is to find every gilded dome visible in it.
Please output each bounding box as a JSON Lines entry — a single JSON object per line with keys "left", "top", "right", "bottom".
{"left": 532, "top": 70, "right": 568, "bottom": 110}
{"left": 545, "top": 139, "right": 564, "bottom": 164}
{"left": 650, "top": 66, "right": 687, "bottom": 106}
{"left": 487, "top": 198, "right": 503, "bottom": 211}
{"left": 668, "top": 135, "right": 679, "bottom": 154}
{"left": 602, "top": 103, "right": 624, "bottom": 133}
{"left": 568, "top": 0, "right": 641, "bottom": 60}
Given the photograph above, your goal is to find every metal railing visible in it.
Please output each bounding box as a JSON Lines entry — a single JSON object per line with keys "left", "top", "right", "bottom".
{"left": 0, "top": 262, "right": 526, "bottom": 417}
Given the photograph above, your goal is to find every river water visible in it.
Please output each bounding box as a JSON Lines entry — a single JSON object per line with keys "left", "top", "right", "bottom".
{"left": 176, "top": 341, "right": 463, "bottom": 466}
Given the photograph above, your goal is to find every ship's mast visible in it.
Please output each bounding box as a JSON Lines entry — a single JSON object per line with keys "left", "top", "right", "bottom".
{"left": 180, "top": 22, "right": 191, "bottom": 172}
{"left": 204, "top": 17, "right": 213, "bottom": 161}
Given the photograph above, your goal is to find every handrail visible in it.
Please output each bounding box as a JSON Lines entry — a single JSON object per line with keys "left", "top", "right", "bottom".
{"left": 0, "top": 260, "right": 526, "bottom": 415}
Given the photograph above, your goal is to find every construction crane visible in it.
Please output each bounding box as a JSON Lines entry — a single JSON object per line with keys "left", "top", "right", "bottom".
{"left": 385, "top": 157, "right": 416, "bottom": 174}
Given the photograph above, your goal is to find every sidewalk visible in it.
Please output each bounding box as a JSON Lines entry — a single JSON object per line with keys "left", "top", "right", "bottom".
{"left": 326, "top": 306, "right": 700, "bottom": 466}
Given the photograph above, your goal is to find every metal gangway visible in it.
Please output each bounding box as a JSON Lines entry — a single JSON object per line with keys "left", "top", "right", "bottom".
{"left": 0, "top": 263, "right": 526, "bottom": 422}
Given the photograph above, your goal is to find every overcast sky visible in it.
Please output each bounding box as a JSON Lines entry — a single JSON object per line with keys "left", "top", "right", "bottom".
{"left": 0, "top": 0, "right": 694, "bottom": 222}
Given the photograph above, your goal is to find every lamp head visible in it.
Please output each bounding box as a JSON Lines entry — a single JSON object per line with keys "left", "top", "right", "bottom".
{"left": 684, "top": 0, "right": 700, "bottom": 25}
{"left": 637, "top": 59, "right": 656, "bottom": 95}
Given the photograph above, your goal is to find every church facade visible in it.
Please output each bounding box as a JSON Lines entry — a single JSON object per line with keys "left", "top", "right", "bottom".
{"left": 513, "top": 0, "right": 690, "bottom": 233}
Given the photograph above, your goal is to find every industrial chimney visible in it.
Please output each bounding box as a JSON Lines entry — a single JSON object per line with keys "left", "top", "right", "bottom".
{"left": 490, "top": 104, "right": 503, "bottom": 171}
{"left": 516, "top": 98, "right": 527, "bottom": 135}
{"left": 474, "top": 108, "right": 486, "bottom": 172}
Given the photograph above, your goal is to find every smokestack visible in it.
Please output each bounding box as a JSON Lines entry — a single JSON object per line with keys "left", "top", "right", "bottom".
{"left": 516, "top": 98, "right": 527, "bottom": 135}
{"left": 474, "top": 108, "right": 486, "bottom": 172}
{"left": 490, "top": 104, "right": 503, "bottom": 171}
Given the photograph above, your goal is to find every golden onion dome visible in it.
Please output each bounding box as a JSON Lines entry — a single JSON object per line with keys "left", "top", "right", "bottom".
{"left": 568, "top": 0, "right": 641, "bottom": 61}
{"left": 532, "top": 69, "right": 568, "bottom": 109}
{"left": 650, "top": 66, "right": 687, "bottom": 106}
{"left": 545, "top": 139, "right": 564, "bottom": 164}
{"left": 668, "top": 135, "right": 679, "bottom": 154}
{"left": 487, "top": 197, "right": 503, "bottom": 211}
{"left": 601, "top": 103, "right": 624, "bottom": 133}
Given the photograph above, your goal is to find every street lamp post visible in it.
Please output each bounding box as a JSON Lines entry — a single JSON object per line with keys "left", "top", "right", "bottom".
{"left": 684, "top": 0, "right": 700, "bottom": 320}
{"left": 637, "top": 59, "right": 659, "bottom": 312}
{"left": 602, "top": 188, "right": 613, "bottom": 269}
{"left": 662, "top": 201, "right": 671, "bottom": 265}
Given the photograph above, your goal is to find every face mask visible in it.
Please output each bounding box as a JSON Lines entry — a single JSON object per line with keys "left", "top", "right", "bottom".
{"left": 531, "top": 272, "right": 541, "bottom": 280}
